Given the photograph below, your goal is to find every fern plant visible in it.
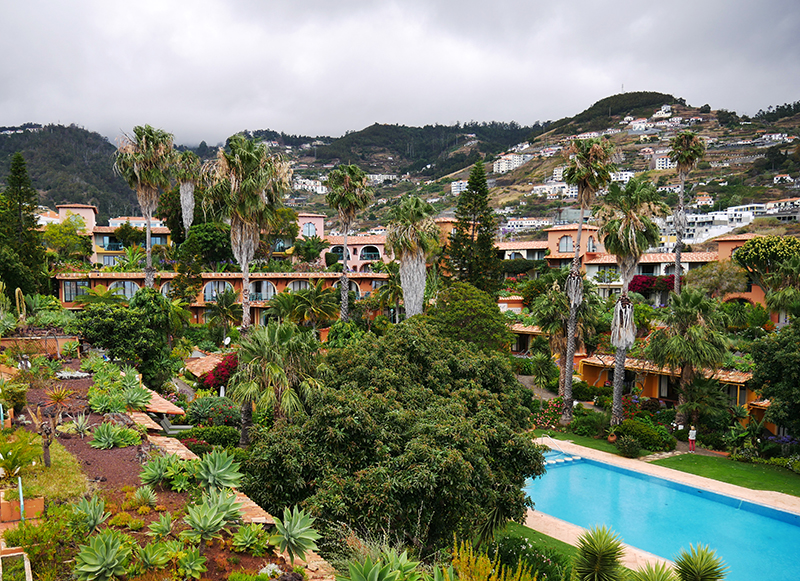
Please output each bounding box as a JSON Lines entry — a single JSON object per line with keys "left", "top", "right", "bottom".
{"left": 132, "top": 485, "right": 157, "bottom": 508}
{"left": 272, "top": 506, "right": 321, "bottom": 566}
{"left": 232, "top": 523, "right": 270, "bottom": 556}
{"left": 73, "top": 529, "right": 132, "bottom": 581}
{"left": 194, "top": 449, "right": 243, "bottom": 490}
{"left": 147, "top": 511, "right": 174, "bottom": 541}
{"left": 73, "top": 495, "right": 110, "bottom": 534}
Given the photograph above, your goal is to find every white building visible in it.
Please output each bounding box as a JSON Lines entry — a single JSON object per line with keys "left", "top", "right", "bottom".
{"left": 656, "top": 205, "right": 765, "bottom": 249}
{"left": 109, "top": 216, "right": 165, "bottom": 228}
{"left": 654, "top": 156, "right": 678, "bottom": 170}
{"left": 451, "top": 180, "right": 469, "bottom": 195}
{"left": 610, "top": 171, "right": 636, "bottom": 183}
{"left": 293, "top": 178, "right": 328, "bottom": 195}
{"left": 366, "top": 174, "right": 398, "bottom": 184}
{"left": 493, "top": 153, "right": 533, "bottom": 174}
{"left": 553, "top": 166, "right": 566, "bottom": 181}
{"left": 504, "top": 217, "right": 553, "bottom": 231}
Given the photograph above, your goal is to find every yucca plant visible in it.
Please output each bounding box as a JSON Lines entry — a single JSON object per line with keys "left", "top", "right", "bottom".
{"left": 673, "top": 544, "right": 728, "bottom": 581}
{"left": 73, "top": 495, "right": 111, "bottom": 534}
{"left": 272, "top": 506, "right": 321, "bottom": 566}
{"left": 232, "top": 523, "right": 270, "bottom": 556}
{"left": 132, "top": 485, "right": 158, "bottom": 508}
{"left": 629, "top": 562, "right": 677, "bottom": 581}
{"left": 194, "top": 449, "right": 243, "bottom": 490}
{"left": 177, "top": 546, "right": 208, "bottom": 579}
{"left": 66, "top": 413, "right": 94, "bottom": 438}
{"left": 73, "top": 529, "right": 133, "bottom": 581}
{"left": 202, "top": 487, "right": 243, "bottom": 525}
{"left": 336, "top": 556, "right": 401, "bottom": 581}
{"left": 574, "top": 526, "right": 626, "bottom": 581}
{"left": 147, "top": 511, "right": 174, "bottom": 541}
{"left": 180, "top": 502, "right": 227, "bottom": 546}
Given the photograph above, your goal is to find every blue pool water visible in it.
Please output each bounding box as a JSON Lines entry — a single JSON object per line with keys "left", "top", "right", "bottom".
{"left": 524, "top": 458, "right": 800, "bottom": 581}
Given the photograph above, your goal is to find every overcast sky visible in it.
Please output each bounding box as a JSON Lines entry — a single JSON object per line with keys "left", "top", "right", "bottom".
{"left": 2, "top": 1, "right": 799, "bottom": 147}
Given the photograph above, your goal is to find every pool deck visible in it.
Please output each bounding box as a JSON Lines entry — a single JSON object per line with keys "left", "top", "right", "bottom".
{"left": 526, "top": 437, "right": 800, "bottom": 570}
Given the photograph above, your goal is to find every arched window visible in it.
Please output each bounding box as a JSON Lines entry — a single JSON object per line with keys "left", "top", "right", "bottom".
{"left": 250, "top": 280, "right": 277, "bottom": 301}
{"left": 160, "top": 282, "right": 171, "bottom": 297}
{"left": 510, "top": 252, "right": 524, "bottom": 260}
{"left": 359, "top": 246, "right": 381, "bottom": 261}
{"left": 302, "top": 222, "right": 317, "bottom": 237}
{"left": 334, "top": 280, "right": 361, "bottom": 298}
{"left": 203, "top": 281, "right": 234, "bottom": 302}
{"left": 109, "top": 280, "right": 140, "bottom": 300}
{"left": 288, "top": 280, "right": 310, "bottom": 292}
{"left": 587, "top": 236, "right": 597, "bottom": 252}
{"left": 558, "top": 236, "right": 574, "bottom": 253}
{"left": 330, "top": 246, "right": 351, "bottom": 260}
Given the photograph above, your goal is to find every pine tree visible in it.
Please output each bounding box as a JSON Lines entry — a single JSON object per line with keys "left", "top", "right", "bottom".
{"left": 0, "top": 152, "right": 45, "bottom": 294}
{"left": 447, "top": 161, "right": 500, "bottom": 293}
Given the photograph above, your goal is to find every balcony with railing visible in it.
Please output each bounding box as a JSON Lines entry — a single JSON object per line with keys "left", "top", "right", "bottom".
{"left": 102, "top": 243, "right": 124, "bottom": 251}
{"left": 360, "top": 252, "right": 381, "bottom": 261}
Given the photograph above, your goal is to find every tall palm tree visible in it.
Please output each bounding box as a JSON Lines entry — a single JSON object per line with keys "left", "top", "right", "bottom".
{"left": 561, "top": 138, "right": 615, "bottom": 421}
{"left": 373, "top": 261, "right": 404, "bottom": 321}
{"left": 669, "top": 131, "right": 705, "bottom": 295}
{"left": 595, "top": 176, "right": 669, "bottom": 424}
{"left": 205, "top": 134, "right": 292, "bottom": 328}
{"left": 386, "top": 196, "right": 440, "bottom": 317}
{"left": 114, "top": 125, "right": 175, "bottom": 289}
{"left": 646, "top": 289, "right": 728, "bottom": 427}
{"left": 229, "top": 321, "right": 320, "bottom": 445}
{"left": 266, "top": 291, "right": 298, "bottom": 323}
{"left": 325, "top": 164, "right": 374, "bottom": 321}
{"left": 175, "top": 150, "right": 201, "bottom": 233}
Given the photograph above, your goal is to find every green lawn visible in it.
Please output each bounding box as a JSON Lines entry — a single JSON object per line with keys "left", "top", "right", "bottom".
{"left": 500, "top": 521, "right": 578, "bottom": 559}
{"left": 532, "top": 429, "right": 654, "bottom": 457}
{"left": 651, "top": 454, "right": 800, "bottom": 497}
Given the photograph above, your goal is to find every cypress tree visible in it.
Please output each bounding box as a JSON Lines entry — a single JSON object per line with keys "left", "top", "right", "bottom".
{"left": 447, "top": 160, "right": 501, "bottom": 293}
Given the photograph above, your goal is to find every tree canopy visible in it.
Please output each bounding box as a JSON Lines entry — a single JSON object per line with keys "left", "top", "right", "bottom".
{"left": 242, "top": 318, "right": 544, "bottom": 553}
{"left": 750, "top": 321, "right": 800, "bottom": 437}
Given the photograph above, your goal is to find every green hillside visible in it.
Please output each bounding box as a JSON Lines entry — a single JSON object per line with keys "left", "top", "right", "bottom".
{"left": 547, "top": 91, "right": 680, "bottom": 135}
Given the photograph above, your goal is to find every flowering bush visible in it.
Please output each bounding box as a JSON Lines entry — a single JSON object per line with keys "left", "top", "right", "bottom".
{"left": 201, "top": 353, "right": 238, "bottom": 392}
{"left": 487, "top": 534, "right": 571, "bottom": 581}
{"left": 532, "top": 397, "right": 563, "bottom": 430}
{"left": 186, "top": 396, "right": 241, "bottom": 427}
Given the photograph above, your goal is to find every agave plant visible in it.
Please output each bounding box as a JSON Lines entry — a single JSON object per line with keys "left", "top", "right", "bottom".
{"left": 673, "top": 544, "right": 728, "bottom": 581}
{"left": 73, "top": 529, "right": 133, "bottom": 581}
{"left": 73, "top": 495, "right": 111, "bottom": 534}
{"left": 89, "top": 423, "right": 119, "bottom": 450}
{"left": 272, "top": 506, "right": 321, "bottom": 566}
{"left": 382, "top": 549, "right": 421, "bottom": 581}
{"left": 194, "top": 449, "right": 243, "bottom": 490}
{"left": 88, "top": 392, "right": 127, "bottom": 415}
{"left": 177, "top": 546, "right": 208, "bottom": 579}
{"left": 66, "top": 413, "right": 94, "bottom": 438}
{"left": 336, "top": 556, "right": 401, "bottom": 581}
{"left": 574, "top": 526, "right": 626, "bottom": 581}
{"left": 147, "top": 511, "right": 174, "bottom": 541}
{"left": 231, "top": 523, "right": 270, "bottom": 556}
{"left": 123, "top": 385, "right": 152, "bottom": 411}
{"left": 135, "top": 542, "right": 170, "bottom": 571}
{"left": 133, "top": 485, "right": 158, "bottom": 508}
{"left": 180, "top": 502, "right": 227, "bottom": 545}
{"left": 140, "top": 453, "right": 182, "bottom": 488}
{"left": 202, "top": 487, "right": 242, "bottom": 525}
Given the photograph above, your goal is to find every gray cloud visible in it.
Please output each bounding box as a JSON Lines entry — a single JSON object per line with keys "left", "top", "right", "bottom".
{"left": 2, "top": 0, "right": 799, "bottom": 146}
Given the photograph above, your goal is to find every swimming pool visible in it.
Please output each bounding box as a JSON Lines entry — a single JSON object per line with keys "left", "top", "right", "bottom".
{"left": 524, "top": 458, "right": 800, "bottom": 581}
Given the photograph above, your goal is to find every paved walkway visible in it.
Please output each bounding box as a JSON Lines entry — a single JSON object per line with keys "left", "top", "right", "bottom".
{"left": 529, "top": 437, "right": 800, "bottom": 571}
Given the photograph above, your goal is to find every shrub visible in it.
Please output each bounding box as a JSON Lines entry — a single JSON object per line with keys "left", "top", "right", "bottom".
{"left": 0, "top": 429, "right": 40, "bottom": 478}
{"left": 0, "top": 381, "right": 28, "bottom": 414}
{"left": 639, "top": 398, "right": 662, "bottom": 414}
{"left": 140, "top": 453, "right": 182, "bottom": 488}
{"left": 89, "top": 422, "right": 141, "bottom": 449}
{"left": 673, "top": 428, "right": 689, "bottom": 442}
{"left": 487, "top": 533, "right": 571, "bottom": 581}
{"left": 531, "top": 397, "right": 563, "bottom": 430}
{"left": 186, "top": 396, "right": 240, "bottom": 427}
{"left": 616, "top": 435, "right": 641, "bottom": 458}
{"left": 4, "top": 504, "right": 76, "bottom": 580}
{"left": 698, "top": 431, "right": 726, "bottom": 451}
{"left": 179, "top": 425, "right": 240, "bottom": 448}
{"left": 200, "top": 353, "right": 238, "bottom": 392}
{"left": 569, "top": 411, "right": 608, "bottom": 438}
{"left": 182, "top": 438, "right": 214, "bottom": 456}
{"left": 61, "top": 341, "right": 80, "bottom": 359}
{"left": 616, "top": 419, "right": 675, "bottom": 452}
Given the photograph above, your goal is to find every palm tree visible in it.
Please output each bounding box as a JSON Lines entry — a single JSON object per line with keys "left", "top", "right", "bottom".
{"left": 293, "top": 235, "right": 330, "bottom": 264}
{"left": 325, "top": 164, "right": 374, "bottom": 321}
{"left": 206, "top": 287, "right": 242, "bottom": 339}
{"left": 561, "top": 138, "right": 615, "bottom": 421}
{"left": 229, "top": 321, "right": 320, "bottom": 445}
{"left": 646, "top": 289, "right": 728, "bottom": 427}
{"left": 373, "top": 261, "right": 404, "bottom": 321}
{"left": 205, "top": 134, "right": 291, "bottom": 328}
{"left": 386, "top": 196, "right": 440, "bottom": 318}
{"left": 175, "top": 150, "right": 201, "bottom": 233}
{"left": 114, "top": 125, "right": 175, "bottom": 289}
{"left": 668, "top": 131, "right": 705, "bottom": 295}
{"left": 266, "top": 291, "right": 298, "bottom": 323}
{"left": 291, "top": 279, "right": 339, "bottom": 332}
{"left": 676, "top": 377, "right": 729, "bottom": 430}
{"left": 595, "top": 176, "right": 669, "bottom": 424}
{"left": 113, "top": 245, "right": 145, "bottom": 272}
{"left": 72, "top": 284, "right": 127, "bottom": 306}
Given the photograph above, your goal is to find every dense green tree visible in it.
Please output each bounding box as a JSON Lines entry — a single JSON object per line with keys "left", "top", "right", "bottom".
{"left": 447, "top": 161, "right": 501, "bottom": 294}
{"left": 114, "top": 125, "right": 176, "bottom": 288}
{"left": 182, "top": 222, "right": 234, "bottom": 266}
{"left": 259, "top": 207, "right": 299, "bottom": 261}
{"left": 206, "top": 287, "right": 242, "bottom": 339}
{"left": 293, "top": 235, "right": 330, "bottom": 263}
{"left": 230, "top": 321, "right": 320, "bottom": 445}
{"left": 72, "top": 284, "right": 127, "bottom": 306}
{"left": 113, "top": 221, "right": 145, "bottom": 249}
{"left": 684, "top": 261, "right": 749, "bottom": 298}
{"left": 242, "top": 318, "right": 545, "bottom": 553}
{"left": 734, "top": 235, "right": 800, "bottom": 290}
{"left": 561, "top": 138, "right": 615, "bottom": 421}
{"left": 386, "top": 195, "right": 440, "bottom": 317}
{"left": 325, "top": 164, "right": 374, "bottom": 321}
{"left": 669, "top": 131, "right": 705, "bottom": 294}
{"left": 646, "top": 289, "right": 728, "bottom": 426}
{"left": 0, "top": 152, "right": 46, "bottom": 292}
{"left": 750, "top": 320, "right": 800, "bottom": 437}
{"left": 206, "top": 134, "right": 291, "bottom": 328}
{"left": 291, "top": 279, "right": 339, "bottom": 332}
{"left": 595, "top": 176, "right": 668, "bottom": 424}
{"left": 42, "top": 213, "right": 92, "bottom": 262}
{"left": 428, "top": 281, "right": 513, "bottom": 352}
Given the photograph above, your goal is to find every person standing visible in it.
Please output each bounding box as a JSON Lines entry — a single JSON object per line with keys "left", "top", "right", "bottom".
{"left": 688, "top": 425, "right": 697, "bottom": 453}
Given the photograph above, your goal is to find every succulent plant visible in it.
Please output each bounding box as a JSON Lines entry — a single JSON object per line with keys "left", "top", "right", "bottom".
{"left": 123, "top": 385, "right": 151, "bottom": 411}
{"left": 231, "top": 523, "right": 270, "bottom": 556}
{"left": 135, "top": 542, "right": 170, "bottom": 571}
{"left": 336, "top": 557, "right": 401, "bottom": 581}
{"left": 272, "top": 506, "right": 321, "bottom": 566}
{"left": 180, "top": 502, "right": 227, "bottom": 545}
{"left": 132, "top": 485, "right": 157, "bottom": 508}
{"left": 193, "top": 449, "right": 242, "bottom": 490}
{"left": 177, "top": 546, "right": 207, "bottom": 580}
{"left": 67, "top": 412, "right": 94, "bottom": 438}
{"left": 139, "top": 453, "right": 180, "bottom": 487}
{"left": 73, "top": 529, "right": 132, "bottom": 581}
{"left": 202, "top": 487, "right": 242, "bottom": 525}
{"left": 147, "top": 511, "right": 174, "bottom": 541}
{"left": 73, "top": 495, "right": 110, "bottom": 534}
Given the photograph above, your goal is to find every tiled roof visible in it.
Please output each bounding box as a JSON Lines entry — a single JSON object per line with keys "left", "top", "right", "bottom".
{"left": 545, "top": 224, "right": 599, "bottom": 232}
{"left": 581, "top": 355, "right": 752, "bottom": 385}
{"left": 56, "top": 203, "right": 97, "bottom": 211}
{"left": 128, "top": 411, "right": 162, "bottom": 431}
{"left": 325, "top": 235, "right": 386, "bottom": 245}
{"left": 297, "top": 212, "right": 326, "bottom": 218}
{"left": 547, "top": 253, "right": 578, "bottom": 260}
{"left": 510, "top": 323, "right": 543, "bottom": 334}
{"left": 144, "top": 388, "right": 186, "bottom": 415}
{"left": 584, "top": 252, "right": 718, "bottom": 265}
{"left": 185, "top": 354, "right": 224, "bottom": 378}
{"left": 497, "top": 241, "right": 549, "bottom": 250}
{"left": 713, "top": 233, "right": 759, "bottom": 242}
{"left": 499, "top": 295, "right": 524, "bottom": 301}
{"left": 93, "top": 226, "right": 171, "bottom": 234}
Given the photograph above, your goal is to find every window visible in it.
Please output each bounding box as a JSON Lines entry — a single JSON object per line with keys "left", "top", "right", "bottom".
{"left": 587, "top": 236, "right": 597, "bottom": 252}
{"left": 160, "top": 282, "right": 171, "bottom": 297}
{"left": 203, "top": 281, "right": 234, "bottom": 302}
{"left": 250, "top": 280, "right": 277, "bottom": 301}
{"left": 103, "top": 255, "right": 118, "bottom": 266}
{"left": 151, "top": 236, "right": 164, "bottom": 246}
{"left": 558, "top": 236, "right": 573, "bottom": 253}
{"left": 64, "top": 280, "right": 89, "bottom": 302}
{"left": 302, "top": 222, "right": 316, "bottom": 237}
{"left": 109, "top": 280, "right": 140, "bottom": 299}
{"left": 330, "top": 246, "right": 350, "bottom": 260}
{"left": 288, "top": 280, "right": 309, "bottom": 292}
{"left": 335, "top": 280, "right": 361, "bottom": 298}
{"left": 359, "top": 246, "right": 381, "bottom": 261}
